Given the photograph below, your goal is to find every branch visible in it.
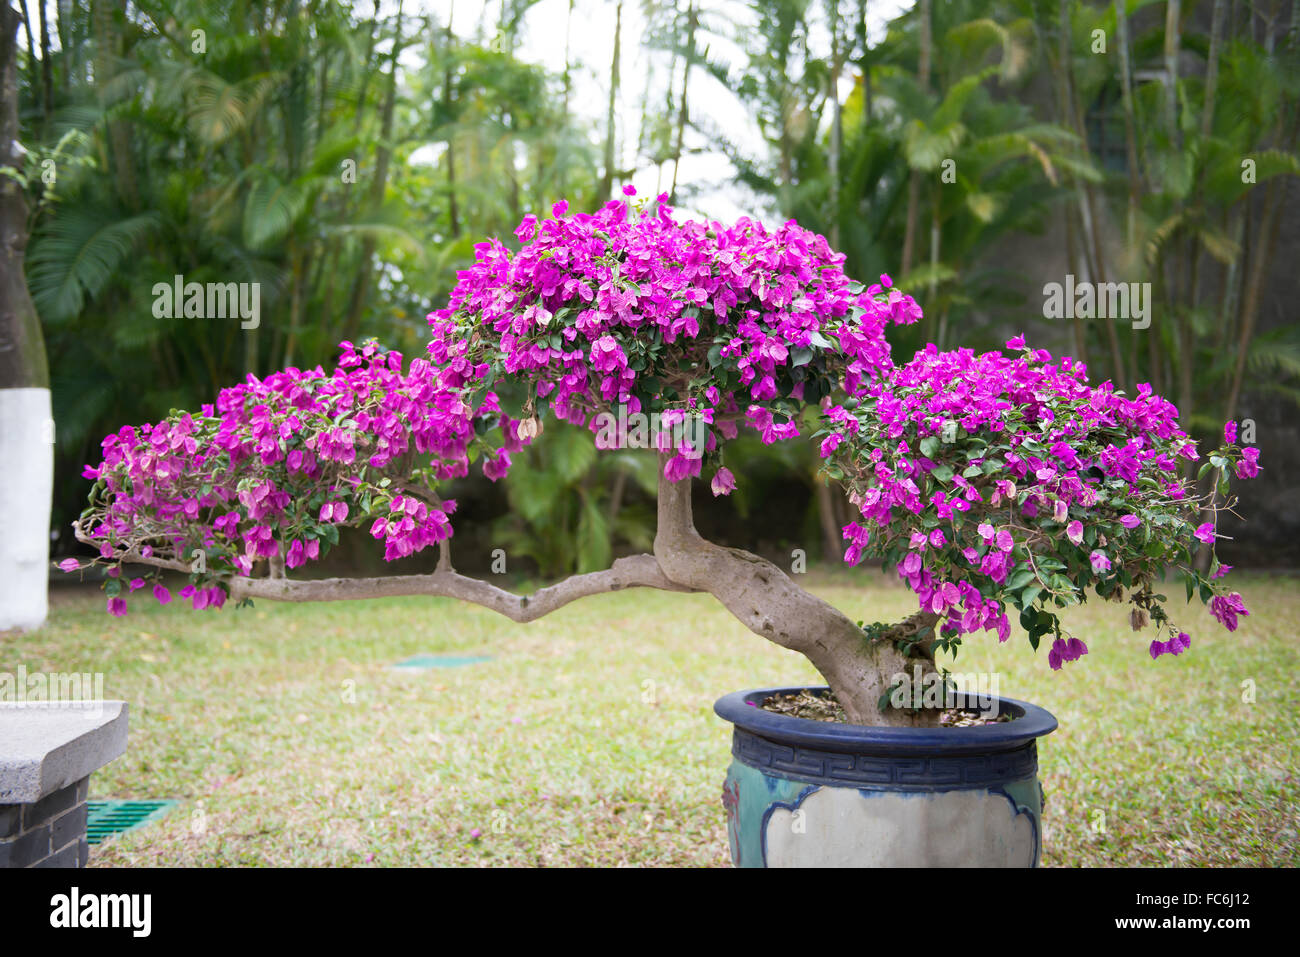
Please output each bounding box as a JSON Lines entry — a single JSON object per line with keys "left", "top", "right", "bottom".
{"left": 73, "top": 516, "right": 692, "bottom": 623}
{"left": 224, "top": 554, "right": 692, "bottom": 622}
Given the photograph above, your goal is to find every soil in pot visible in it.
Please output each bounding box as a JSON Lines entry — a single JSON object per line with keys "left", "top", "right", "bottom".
{"left": 758, "top": 688, "right": 1015, "bottom": 727}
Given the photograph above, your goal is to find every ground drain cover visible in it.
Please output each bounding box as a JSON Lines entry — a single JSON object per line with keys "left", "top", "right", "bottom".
{"left": 86, "top": 800, "right": 179, "bottom": 844}
{"left": 391, "top": 654, "right": 492, "bottom": 669}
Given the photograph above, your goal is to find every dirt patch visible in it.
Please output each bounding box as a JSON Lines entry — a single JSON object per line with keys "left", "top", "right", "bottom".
{"left": 758, "top": 688, "right": 1014, "bottom": 726}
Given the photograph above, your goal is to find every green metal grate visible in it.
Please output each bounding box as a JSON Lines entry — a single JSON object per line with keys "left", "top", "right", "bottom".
{"left": 85, "top": 800, "right": 179, "bottom": 845}
{"left": 391, "top": 654, "right": 492, "bottom": 670}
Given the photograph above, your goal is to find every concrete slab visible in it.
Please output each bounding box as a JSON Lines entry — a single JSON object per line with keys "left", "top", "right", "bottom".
{"left": 0, "top": 703, "right": 128, "bottom": 803}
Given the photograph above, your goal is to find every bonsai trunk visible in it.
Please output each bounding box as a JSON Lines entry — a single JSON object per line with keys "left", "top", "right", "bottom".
{"left": 652, "top": 457, "right": 938, "bottom": 727}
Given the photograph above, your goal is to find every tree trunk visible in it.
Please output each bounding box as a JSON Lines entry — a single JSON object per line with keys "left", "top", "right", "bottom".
{"left": 653, "top": 457, "right": 938, "bottom": 727}
{"left": 599, "top": 0, "right": 623, "bottom": 199}
{"left": 1059, "top": 0, "right": 1125, "bottom": 388}
{"left": 1201, "top": 0, "right": 1226, "bottom": 143}
{"left": 1163, "top": 0, "right": 1181, "bottom": 146}
{"left": 856, "top": 0, "right": 871, "bottom": 124}
{"left": 900, "top": 0, "right": 930, "bottom": 277}
{"left": 443, "top": 6, "right": 460, "bottom": 238}
{"left": 668, "top": 3, "right": 696, "bottom": 205}
{"left": 1, "top": 1, "right": 53, "bottom": 630}
{"left": 15, "top": 0, "right": 32, "bottom": 97}
{"left": 36, "top": 0, "right": 49, "bottom": 126}
{"left": 343, "top": 0, "right": 405, "bottom": 343}
{"left": 828, "top": 0, "right": 843, "bottom": 249}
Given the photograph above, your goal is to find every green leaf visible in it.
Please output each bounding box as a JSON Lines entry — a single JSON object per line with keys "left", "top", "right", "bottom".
{"left": 1006, "top": 568, "right": 1036, "bottom": 591}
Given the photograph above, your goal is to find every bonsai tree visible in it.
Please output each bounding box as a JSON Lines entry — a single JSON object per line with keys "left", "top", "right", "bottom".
{"left": 65, "top": 192, "right": 1258, "bottom": 726}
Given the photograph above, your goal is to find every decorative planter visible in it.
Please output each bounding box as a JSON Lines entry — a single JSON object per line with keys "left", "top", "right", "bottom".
{"left": 713, "top": 686, "right": 1058, "bottom": 868}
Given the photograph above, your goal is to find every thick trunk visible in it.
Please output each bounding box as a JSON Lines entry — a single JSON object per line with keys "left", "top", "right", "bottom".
{"left": 1, "top": 2, "right": 52, "bottom": 630}
{"left": 0, "top": 2, "right": 45, "bottom": 390}
{"left": 652, "top": 458, "right": 937, "bottom": 727}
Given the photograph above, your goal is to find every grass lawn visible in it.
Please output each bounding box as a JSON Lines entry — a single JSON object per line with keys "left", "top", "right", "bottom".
{"left": 5, "top": 569, "right": 1298, "bottom": 867}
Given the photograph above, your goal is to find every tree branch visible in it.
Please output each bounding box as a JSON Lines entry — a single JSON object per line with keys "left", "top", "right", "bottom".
{"left": 72, "top": 517, "right": 692, "bottom": 624}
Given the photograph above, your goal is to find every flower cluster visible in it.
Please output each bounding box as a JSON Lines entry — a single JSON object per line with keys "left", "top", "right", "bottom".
{"left": 71, "top": 196, "right": 919, "bottom": 614}
{"left": 70, "top": 339, "right": 517, "bottom": 615}
{"left": 820, "top": 337, "right": 1260, "bottom": 668}
{"left": 430, "top": 188, "right": 920, "bottom": 488}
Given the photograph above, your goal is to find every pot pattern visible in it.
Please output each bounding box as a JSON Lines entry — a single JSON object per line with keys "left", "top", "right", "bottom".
{"left": 716, "top": 688, "right": 1056, "bottom": 868}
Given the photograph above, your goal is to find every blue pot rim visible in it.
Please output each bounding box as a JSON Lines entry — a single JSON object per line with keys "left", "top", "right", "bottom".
{"left": 714, "top": 685, "right": 1058, "bottom": 756}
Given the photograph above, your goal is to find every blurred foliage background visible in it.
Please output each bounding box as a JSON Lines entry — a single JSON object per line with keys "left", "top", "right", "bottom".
{"left": 7, "top": 0, "right": 1299, "bottom": 578}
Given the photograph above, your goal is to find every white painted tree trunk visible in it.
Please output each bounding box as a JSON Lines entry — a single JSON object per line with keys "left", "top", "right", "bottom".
{"left": 0, "top": 386, "right": 53, "bottom": 630}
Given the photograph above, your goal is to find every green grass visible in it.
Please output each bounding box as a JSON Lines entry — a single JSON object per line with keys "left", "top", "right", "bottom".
{"left": 5, "top": 570, "right": 1298, "bottom": 866}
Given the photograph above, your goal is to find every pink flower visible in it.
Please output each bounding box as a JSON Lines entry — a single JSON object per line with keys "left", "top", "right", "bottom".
{"left": 1066, "top": 521, "right": 1083, "bottom": 545}
{"left": 663, "top": 453, "right": 702, "bottom": 482}
{"left": 1235, "top": 447, "right": 1260, "bottom": 479}
{"left": 622, "top": 184, "right": 637, "bottom": 196}
{"left": 1048, "top": 636, "right": 1088, "bottom": 670}
{"left": 58, "top": 558, "right": 81, "bottom": 573}
{"left": 153, "top": 584, "right": 172, "bottom": 604}
{"left": 1209, "top": 593, "right": 1249, "bottom": 632}
{"left": 1005, "top": 335, "right": 1026, "bottom": 350}
{"left": 1194, "top": 522, "right": 1215, "bottom": 544}
{"left": 515, "top": 214, "right": 538, "bottom": 243}
{"left": 1150, "top": 632, "right": 1191, "bottom": 660}
{"left": 552, "top": 200, "right": 569, "bottom": 217}
{"left": 483, "top": 450, "right": 511, "bottom": 482}
{"left": 1089, "top": 550, "right": 1111, "bottom": 573}
{"left": 1223, "top": 421, "right": 1237, "bottom": 445}
{"left": 1120, "top": 514, "right": 1141, "bottom": 529}
{"left": 711, "top": 467, "right": 736, "bottom": 496}
{"left": 107, "top": 597, "right": 127, "bottom": 617}
{"left": 1211, "top": 563, "right": 1233, "bottom": 579}
{"left": 995, "top": 529, "right": 1014, "bottom": 553}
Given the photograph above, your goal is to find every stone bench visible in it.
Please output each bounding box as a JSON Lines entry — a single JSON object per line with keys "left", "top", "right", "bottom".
{"left": 0, "top": 702, "right": 129, "bottom": 868}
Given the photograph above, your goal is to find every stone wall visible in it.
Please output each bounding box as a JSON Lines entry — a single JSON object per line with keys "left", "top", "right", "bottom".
{"left": 0, "top": 775, "right": 89, "bottom": 867}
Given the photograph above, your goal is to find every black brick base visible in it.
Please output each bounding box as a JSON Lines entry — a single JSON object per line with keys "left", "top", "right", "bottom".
{"left": 0, "top": 776, "right": 90, "bottom": 868}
